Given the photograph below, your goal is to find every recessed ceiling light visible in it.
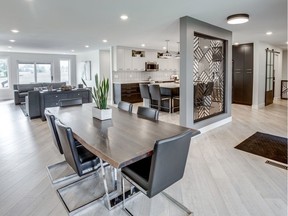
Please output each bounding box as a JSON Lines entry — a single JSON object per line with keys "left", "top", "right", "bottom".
{"left": 120, "top": 15, "right": 128, "bottom": 20}
{"left": 85, "top": 45, "right": 89, "bottom": 48}
{"left": 163, "top": 46, "right": 166, "bottom": 50}
{"left": 102, "top": 39, "right": 108, "bottom": 43}
{"left": 234, "top": 42, "right": 239, "bottom": 45}
{"left": 11, "top": 29, "right": 19, "bottom": 33}
{"left": 71, "top": 50, "right": 75, "bottom": 52}
{"left": 266, "top": 31, "right": 273, "bottom": 35}
{"left": 9, "top": 40, "right": 15, "bottom": 43}
{"left": 8, "top": 46, "right": 12, "bottom": 49}
{"left": 227, "top": 14, "right": 249, "bottom": 24}
{"left": 141, "top": 44, "right": 145, "bottom": 47}
{"left": 286, "top": 42, "right": 288, "bottom": 44}
{"left": 204, "top": 46, "right": 209, "bottom": 49}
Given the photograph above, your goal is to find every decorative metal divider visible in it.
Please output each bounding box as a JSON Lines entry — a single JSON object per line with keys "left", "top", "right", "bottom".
{"left": 281, "top": 80, "right": 288, "bottom": 99}
{"left": 193, "top": 34, "right": 225, "bottom": 122}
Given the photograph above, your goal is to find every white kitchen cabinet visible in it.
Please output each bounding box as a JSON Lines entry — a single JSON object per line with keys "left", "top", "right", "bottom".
{"left": 114, "top": 48, "right": 132, "bottom": 71}
{"left": 145, "top": 51, "right": 157, "bottom": 62}
{"left": 132, "top": 56, "right": 145, "bottom": 71}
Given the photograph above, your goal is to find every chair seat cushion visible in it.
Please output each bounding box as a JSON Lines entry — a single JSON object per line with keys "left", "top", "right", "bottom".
{"left": 122, "top": 156, "right": 152, "bottom": 191}
{"left": 76, "top": 145, "right": 97, "bottom": 163}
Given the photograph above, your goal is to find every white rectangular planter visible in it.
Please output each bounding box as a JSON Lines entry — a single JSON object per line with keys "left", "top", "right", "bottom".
{"left": 92, "top": 107, "right": 112, "bottom": 120}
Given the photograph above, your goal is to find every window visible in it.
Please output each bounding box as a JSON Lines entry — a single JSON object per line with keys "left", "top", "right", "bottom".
{"left": 60, "top": 60, "right": 70, "bottom": 84}
{"left": 18, "top": 63, "right": 52, "bottom": 84}
{"left": 0, "top": 58, "right": 9, "bottom": 89}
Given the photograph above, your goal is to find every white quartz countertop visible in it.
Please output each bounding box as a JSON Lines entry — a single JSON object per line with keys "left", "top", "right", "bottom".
{"left": 113, "top": 80, "right": 174, "bottom": 84}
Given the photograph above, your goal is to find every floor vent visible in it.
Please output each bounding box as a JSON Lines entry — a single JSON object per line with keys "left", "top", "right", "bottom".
{"left": 265, "top": 160, "right": 288, "bottom": 170}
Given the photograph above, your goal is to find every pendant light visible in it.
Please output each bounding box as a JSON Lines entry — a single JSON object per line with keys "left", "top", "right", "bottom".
{"left": 175, "top": 42, "right": 180, "bottom": 59}
{"left": 162, "top": 40, "right": 172, "bottom": 59}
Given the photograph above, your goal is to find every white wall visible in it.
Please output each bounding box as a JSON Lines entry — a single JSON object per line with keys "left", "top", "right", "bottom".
{"left": 0, "top": 52, "right": 76, "bottom": 100}
{"left": 282, "top": 50, "right": 287, "bottom": 80}
{"left": 76, "top": 51, "right": 100, "bottom": 87}
{"left": 253, "top": 42, "right": 283, "bottom": 108}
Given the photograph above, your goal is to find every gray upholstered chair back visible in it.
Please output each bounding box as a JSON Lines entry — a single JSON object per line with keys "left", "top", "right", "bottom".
{"left": 147, "top": 129, "right": 193, "bottom": 198}
{"left": 137, "top": 106, "right": 159, "bottom": 121}
{"left": 44, "top": 109, "right": 63, "bottom": 154}
{"left": 55, "top": 119, "right": 81, "bottom": 175}
{"left": 58, "top": 98, "right": 82, "bottom": 107}
{"left": 118, "top": 101, "right": 133, "bottom": 113}
{"left": 139, "top": 84, "right": 151, "bottom": 100}
{"left": 148, "top": 85, "right": 161, "bottom": 101}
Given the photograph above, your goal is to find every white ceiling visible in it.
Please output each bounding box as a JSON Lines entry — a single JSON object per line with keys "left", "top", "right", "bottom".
{"left": 0, "top": 0, "right": 287, "bottom": 54}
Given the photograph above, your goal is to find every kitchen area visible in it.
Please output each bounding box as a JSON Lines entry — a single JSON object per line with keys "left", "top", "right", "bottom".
{"left": 112, "top": 46, "right": 180, "bottom": 113}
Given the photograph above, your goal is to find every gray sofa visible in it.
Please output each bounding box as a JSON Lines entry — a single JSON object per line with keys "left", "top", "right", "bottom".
{"left": 13, "top": 82, "right": 66, "bottom": 104}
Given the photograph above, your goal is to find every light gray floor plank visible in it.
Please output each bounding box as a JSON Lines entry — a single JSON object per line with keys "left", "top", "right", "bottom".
{"left": 0, "top": 100, "right": 287, "bottom": 216}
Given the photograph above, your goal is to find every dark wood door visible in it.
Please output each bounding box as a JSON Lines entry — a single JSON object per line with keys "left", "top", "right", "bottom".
{"left": 232, "top": 43, "right": 253, "bottom": 105}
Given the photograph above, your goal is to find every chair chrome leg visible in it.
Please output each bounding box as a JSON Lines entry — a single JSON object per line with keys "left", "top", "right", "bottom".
{"left": 100, "top": 158, "right": 112, "bottom": 210}
{"left": 161, "top": 191, "right": 193, "bottom": 216}
{"left": 122, "top": 176, "right": 134, "bottom": 216}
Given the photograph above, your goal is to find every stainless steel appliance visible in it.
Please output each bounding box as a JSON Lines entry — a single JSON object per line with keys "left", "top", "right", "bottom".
{"left": 145, "top": 62, "right": 159, "bottom": 71}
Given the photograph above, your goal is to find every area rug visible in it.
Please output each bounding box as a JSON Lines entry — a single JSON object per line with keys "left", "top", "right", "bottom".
{"left": 235, "top": 132, "right": 288, "bottom": 164}
{"left": 19, "top": 104, "right": 28, "bottom": 116}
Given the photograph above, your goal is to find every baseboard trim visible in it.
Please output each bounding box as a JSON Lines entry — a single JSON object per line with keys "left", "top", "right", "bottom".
{"left": 199, "top": 116, "right": 232, "bottom": 134}
{"left": 252, "top": 103, "right": 265, "bottom": 109}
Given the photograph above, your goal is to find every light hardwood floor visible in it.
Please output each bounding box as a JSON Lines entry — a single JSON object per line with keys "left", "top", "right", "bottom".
{"left": 0, "top": 100, "right": 287, "bottom": 216}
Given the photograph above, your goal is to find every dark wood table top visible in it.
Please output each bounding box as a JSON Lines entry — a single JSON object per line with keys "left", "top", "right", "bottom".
{"left": 47, "top": 103, "right": 199, "bottom": 168}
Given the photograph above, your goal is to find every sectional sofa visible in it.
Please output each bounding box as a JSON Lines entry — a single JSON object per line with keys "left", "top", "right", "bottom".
{"left": 13, "top": 82, "right": 66, "bottom": 105}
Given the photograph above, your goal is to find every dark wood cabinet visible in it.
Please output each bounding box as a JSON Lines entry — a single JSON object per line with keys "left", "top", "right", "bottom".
{"left": 113, "top": 83, "right": 144, "bottom": 104}
{"left": 232, "top": 43, "right": 253, "bottom": 105}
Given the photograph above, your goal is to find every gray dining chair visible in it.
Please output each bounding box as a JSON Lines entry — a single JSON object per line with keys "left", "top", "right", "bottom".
{"left": 55, "top": 119, "right": 101, "bottom": 177}
{"left": 149, "top": 84, "right": 171, "bottom": 113}
{"left": 137, "top": 106, "right": 159, "bottom": 121}
{"left": 58, "top": 98, "right": 83, "bottom": 107}
{"left": 121, "top": 129, "right": 194, "bottom": 215}
{"left": 118, "top": 101, "right": 133, "bottom": 113}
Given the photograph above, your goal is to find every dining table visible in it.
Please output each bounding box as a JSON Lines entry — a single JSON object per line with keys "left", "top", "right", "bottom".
{"left": 46, "top": 103, "right": 199, "bottom": 210}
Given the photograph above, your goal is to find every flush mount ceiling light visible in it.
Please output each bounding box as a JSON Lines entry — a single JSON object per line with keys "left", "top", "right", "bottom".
{"left": 266, "top": 31, "right": 273, "bottom": 35}
{"left": 9, "top": 39, "right": 15, "bottom": 43}
{"left": 227, "top": 14, "right": 249, "bottom": 24}
{"left": 141, "top": 44, "right": 145, "bottom": 47}
{"left": 102, "top": 39, "right": 108, "bottom": 43}
{"left": 85, "top": 45, "right": 89, "bottom": 48}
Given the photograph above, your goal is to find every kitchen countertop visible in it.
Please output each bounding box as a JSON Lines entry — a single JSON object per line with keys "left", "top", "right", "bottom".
{"left": 113, "top": 80, "right": 175, "bottom": 84}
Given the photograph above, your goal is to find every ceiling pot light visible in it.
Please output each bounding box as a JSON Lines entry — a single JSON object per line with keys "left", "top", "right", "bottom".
{"left": 266, "top": 31, "right": 273, "bottom": 35}
{"left": 286, "top": 42, "right": 288, "bottom": 44}
{"left": 85, "top": 45, "right": 89, "bottom": 48}
{"left": 102, "top": 39, "right": 108, "bottom": 43}
{"left": 11, "top": 29, "right": 19, "bottom": 33}
{"left": 8, "top": 46, "right": 12, "bottom": 49}
{"left": 71, "top": 50, "right": 75, "bottom": 52}
{"left": 9, "top": 40, "right": 15, "bottom": 43}
{"left": 120, "top": 15, "right": 128, "bottom": 20}
{"left": 227, "top": 14, "right": 249, "bottom": 24}
{"left": 234, "top": 42, "right": 239, "bottom": 45}
{"left": 141, "top": 44, "right": 145, "bottom": 47}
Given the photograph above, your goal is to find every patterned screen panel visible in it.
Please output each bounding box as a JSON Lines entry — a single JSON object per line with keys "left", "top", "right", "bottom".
{"left": 193, "top": 34, "right": 225, "bottom": 122}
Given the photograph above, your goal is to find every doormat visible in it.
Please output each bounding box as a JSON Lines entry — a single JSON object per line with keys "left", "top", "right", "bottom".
{"left": 19, "top": 104, "right": 28, "bottom": 116}
{"left": 235, "top": 132, "right": 288, "bottom": 164}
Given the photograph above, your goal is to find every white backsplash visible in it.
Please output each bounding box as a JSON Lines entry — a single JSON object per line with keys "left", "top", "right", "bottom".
{"left": 113, "top": 70, "right": 179, "bottom": 82}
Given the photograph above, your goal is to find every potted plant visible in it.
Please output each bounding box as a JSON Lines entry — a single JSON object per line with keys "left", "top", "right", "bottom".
{"left": 82, "top": 74, "right": 111, "bottom": 120}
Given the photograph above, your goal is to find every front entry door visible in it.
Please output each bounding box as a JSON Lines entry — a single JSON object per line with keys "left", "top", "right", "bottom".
{"left": 265, "top": 48, "right": 275, "bottom": 106}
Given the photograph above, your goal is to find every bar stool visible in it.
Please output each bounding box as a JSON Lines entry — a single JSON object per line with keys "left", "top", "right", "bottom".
{"left": 139, "top": 84, "right": 151, "bottom": 107}
{"left": 149, "top": 84, "right": 171, "bottom": 113}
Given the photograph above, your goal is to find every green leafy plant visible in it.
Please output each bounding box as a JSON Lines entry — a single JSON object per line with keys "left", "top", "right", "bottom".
{"left": 82, "top": 74, "right": 109, "bottom": 109}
